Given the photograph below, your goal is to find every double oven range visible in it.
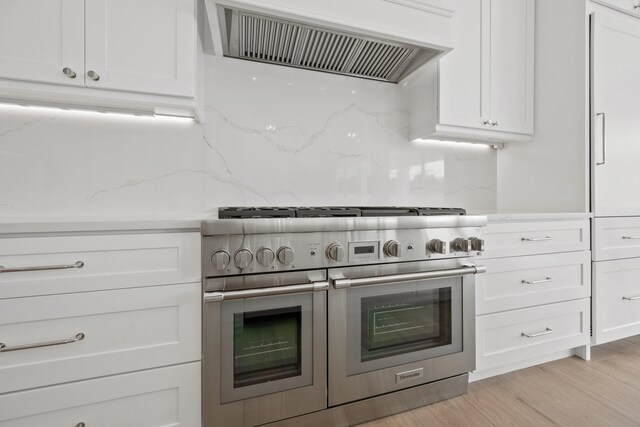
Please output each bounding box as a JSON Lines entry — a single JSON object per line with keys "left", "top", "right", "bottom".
{"left": 202, "top": 207, "right": 486, "bottom": 426}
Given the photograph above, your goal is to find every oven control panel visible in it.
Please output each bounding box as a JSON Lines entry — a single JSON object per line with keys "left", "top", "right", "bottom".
{"left": 202, "top": 227, "right": 485, "bottom": 277}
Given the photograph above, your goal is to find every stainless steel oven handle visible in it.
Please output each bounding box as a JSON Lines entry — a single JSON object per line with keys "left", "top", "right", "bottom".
{"left": 203, "top": 281, "right": 329, "bottom": 303}
{"left": 333, "top": 264, "right": 486, "bottom": 289}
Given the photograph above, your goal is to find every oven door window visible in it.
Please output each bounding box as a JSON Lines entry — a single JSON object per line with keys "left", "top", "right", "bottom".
{"left": 233, "top": 306, "right": 302, "bottom": 388}
{"left": 361, "top": 288, "right": 452, "bottom": 362}
{"left": 220, "top": 293, "right": 314, "bottom": 403}
{"left": 346, "top": 278, "right": 462, "bottom": 376}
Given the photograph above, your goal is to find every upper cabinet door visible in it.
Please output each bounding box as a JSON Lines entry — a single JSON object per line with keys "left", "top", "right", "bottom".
{"left": 487, "top": 0, "right": 535, "bottom": 135}
{"left": 85, "top": 0, "right": 196, "bottom": 97}
{"left": 592, "top": 12, "right": 640, "bottom": 216}
{"left": 0, "top": 0, "right": 84, "bottom": 86}
{"left": 438, "top": 0, "right": 486, "bottom": 130}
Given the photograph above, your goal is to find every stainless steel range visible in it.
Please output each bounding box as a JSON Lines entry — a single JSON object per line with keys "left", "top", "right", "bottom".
{"left": 201, "top": 207, "right": 487, "bottom": 427}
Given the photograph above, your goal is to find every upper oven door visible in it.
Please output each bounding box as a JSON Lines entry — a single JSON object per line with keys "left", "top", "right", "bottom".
{"left": 328, "top": 258, "right": 484, "bottom": 406}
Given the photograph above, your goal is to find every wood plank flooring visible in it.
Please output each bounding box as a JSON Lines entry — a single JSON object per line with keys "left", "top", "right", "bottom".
{"left": 360, "top": 337, "right": 640, "bottom": 427}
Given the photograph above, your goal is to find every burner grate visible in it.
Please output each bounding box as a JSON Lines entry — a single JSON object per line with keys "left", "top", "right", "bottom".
{"left": 218, "top": 206, "right": 466, "bottom": 219}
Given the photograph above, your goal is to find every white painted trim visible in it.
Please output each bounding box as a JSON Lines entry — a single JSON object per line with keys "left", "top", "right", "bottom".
{"left": 383, "top": 0, "right": 455, "bottom": 17}
{"left": 470, "top": 349, "right": 576, "bottom": 382}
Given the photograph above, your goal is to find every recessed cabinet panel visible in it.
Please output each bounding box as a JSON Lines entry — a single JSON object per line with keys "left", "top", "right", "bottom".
{"left": 85, "top": 0, "right": 196, "bottom": 97}
{"left": 592, "top": 12, "right": 640, "bottom": 216}
{"left": 438, "top": 0, "right": 485, "bottom": 129}
{"left": 0, "top": 0, "right": 84, "bottom": 86}
{"left": 489, "top": 0, "right": 534, "bottom": 134}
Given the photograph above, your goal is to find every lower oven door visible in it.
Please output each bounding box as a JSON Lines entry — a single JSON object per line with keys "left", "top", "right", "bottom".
{"left": 202, "top": 271, "right": 328, "bottom": 427}
{"left": 328, "top": 258, "right": 484, "bottom": 406}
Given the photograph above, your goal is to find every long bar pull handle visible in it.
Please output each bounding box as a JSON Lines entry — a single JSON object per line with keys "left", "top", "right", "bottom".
{"left": 522, "top": 328, "right": 553, "bottom": 338}
{"left": 0, "top": 333, "right": 85, "bottom": 353}
{"left": 623, "top": 295, "right": 640, "bottom": 301}
{"left": 333, "top": 264, "right": 486, "bottom": 289}
{"left": 522, "top": 277, "right": 553, "bottom": 285}
{"left": 0, "top": 261, "right": 84, "bottom": 274}
{"left": 521, "top": 236, "right": 553, "bottom": 242}
{"left": 203, "top": 281, "right": 329, "bottom": 303}
{"left": 622, "top": 236, "right": 640, "bottom": 240}
{"left": 597, "top": 112, "right": 606, "bottom": 166}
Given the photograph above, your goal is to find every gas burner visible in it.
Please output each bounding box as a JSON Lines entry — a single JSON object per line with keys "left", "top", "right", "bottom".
{"left": 218, "top": 206, "right": 466, "bottom": 219}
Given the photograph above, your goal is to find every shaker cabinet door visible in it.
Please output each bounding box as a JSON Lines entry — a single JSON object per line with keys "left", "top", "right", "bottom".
{"left": 592, "top": 12, "right": 640, "bottom": 216}
{"left": 487, "top": 0, "right": 535, "bottom": 135}
{"left": 85, "top": 0, "right": 196, "bottom": 97}
{"left": 0, "top": 0, "right": 84, "bottom": 86}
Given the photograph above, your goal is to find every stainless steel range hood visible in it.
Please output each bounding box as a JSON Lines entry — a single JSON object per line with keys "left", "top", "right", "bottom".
{"left": 205, "top": 0, "right": 455, "bottom": 83}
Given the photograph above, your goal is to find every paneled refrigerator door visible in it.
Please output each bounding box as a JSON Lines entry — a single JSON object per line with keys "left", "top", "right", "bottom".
{"left": 592, "top": 11, "right": 640, "bottom": 216}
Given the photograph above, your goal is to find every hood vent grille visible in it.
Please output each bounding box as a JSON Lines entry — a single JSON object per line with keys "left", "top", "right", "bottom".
{"left": 219, "top": 7, "right": 438, "bottom": 83}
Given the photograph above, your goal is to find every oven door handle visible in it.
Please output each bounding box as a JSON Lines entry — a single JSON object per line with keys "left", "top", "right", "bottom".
{"left": 333, "top": 264, "right": 486, "bottom": 289}
{"left": 203, "top": 281, "right": 329, "bottom": 303}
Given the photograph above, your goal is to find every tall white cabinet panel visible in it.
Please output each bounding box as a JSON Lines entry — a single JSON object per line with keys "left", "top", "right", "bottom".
{"left": 488, "top": 0, "right": 535, "bottom": 134}
{"left": 592, "top": 11, "right": 640, "bottom": 216}
{"left": 84, "top": 0, "right": 196, "bottom": 97}
{"left": 0, "top": 0, "right": 84, "bottom": 86}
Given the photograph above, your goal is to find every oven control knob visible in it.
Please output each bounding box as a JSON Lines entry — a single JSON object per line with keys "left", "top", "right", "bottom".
{"left": 470, "top": 237, "right": 485, "bottom": 252}
{"left": 383, "top": 240, "right": 402, "bottom": 258}
{"left": 234, "top": 249, "right": 253, "bottom": 269}
{"left": 211, "top": 250, "right": 231, "bottom": 270}
{"left": 277, "top": 246, "right": 295, "bottom": 265}
{"left": 326, "top": 243, "right": 344, "bottom": 262}
{"left": 256, "top": 248, "right": 275, "bottom": 267}
{"left": 427, "top": 239, "right": 447, "bottom": 254}
{"left": 451, "top": 238, "right": 471, "bottom": 253}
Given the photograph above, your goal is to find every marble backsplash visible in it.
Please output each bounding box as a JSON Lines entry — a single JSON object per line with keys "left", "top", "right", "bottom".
{"left": 0, "top": 56, "right": 496, "bottom": 216}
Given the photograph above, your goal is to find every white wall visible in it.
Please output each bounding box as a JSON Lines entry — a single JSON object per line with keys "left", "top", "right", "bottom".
{"left": 0, "top": 56, "right": 497, "bottom": 215}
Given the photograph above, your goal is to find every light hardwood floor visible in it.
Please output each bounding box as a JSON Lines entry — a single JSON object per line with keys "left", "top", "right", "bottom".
{"left": 360, "top": 337, "right": 640, "bottom": 427}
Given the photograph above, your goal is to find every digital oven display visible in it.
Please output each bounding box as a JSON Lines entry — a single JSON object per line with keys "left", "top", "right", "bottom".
{"left": 354, "top": 246, "right": 375, "bottom": 255}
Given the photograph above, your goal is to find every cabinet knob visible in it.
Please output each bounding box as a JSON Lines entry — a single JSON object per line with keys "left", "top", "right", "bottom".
{"left": 492, "top": 120, "right": 500, "bottom": 127}
{"left": 62, "top": 67, "right": 77, "bottom": 78}
{"left": 87, "top": 70, "right": 100, "bottom": 81}
{"left": 483, "top": 119, "right": 492, "bottom": 126}
{"left": 76, "top": 423, "right": 86, "bottom": 427}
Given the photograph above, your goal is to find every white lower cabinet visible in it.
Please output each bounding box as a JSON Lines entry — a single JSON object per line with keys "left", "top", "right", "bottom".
{"left": 0, "top": 283, "right": 200, "bottom": 393}
{"left": 593, "top": 257, "right": 640, "bottom": 344}
{"left": 474, "top": 216, "right": 592, "bottom": 379}
{"left": 0, "top": 362, "right": 201, "bottom": 427}
{"left": 476, "top": 299, "right": 590, "bottom": 371}
{"left": 0, "top": 229, "right": 201, "bottom": 427}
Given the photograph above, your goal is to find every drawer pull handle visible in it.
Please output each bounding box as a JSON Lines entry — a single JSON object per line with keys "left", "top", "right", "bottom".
{"left": 522, "top": 328, "right": 554, "bottom": 338}
{"left": 522, "top": 277, "right": 553, "bottom": 285}
{"left": 0, "top": 261, "right": 84, "bottom": 274}
{"left": 521, "top": 236, "right": 553, "bottom": 242}
{"left": 622, "top": 236, "right": 640, "bottom": 240}
{"left": 623, "top": 295, "right": 640, "bottom": 301}
{"left": 0, "top": 332, "right": 85, "bottom": 353}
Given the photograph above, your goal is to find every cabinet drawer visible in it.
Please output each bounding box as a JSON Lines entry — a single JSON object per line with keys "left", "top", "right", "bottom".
{"left": 477, "top": 252, "right": 591, "bottom": 315}
{"left": 476, "top": 299, "right": 590, "bottom": 371}
{"left": 0, "top": 362, "right": 200, "bottom": 427}
{"left": 0, "top": 232, "right": 200, "bottom": 299}
{"left": 593, "top": 217, "right": 640, "bottom": 261}
{"left": 0, "top": 283, "right": 200, "bottom": 393}
{"left": 593, "top": 0, "right": 640, "bottom": 17}
{"left": 593, "top": 257, "right": 640, "bottom": 344}
{"left": 480, "top": 220, "right": 589, "bottom": 259}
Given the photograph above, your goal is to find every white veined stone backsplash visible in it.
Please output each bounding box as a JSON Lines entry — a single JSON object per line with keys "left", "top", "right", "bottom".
{"left": 0, "top": 56, "right": 496, "bottom": 215}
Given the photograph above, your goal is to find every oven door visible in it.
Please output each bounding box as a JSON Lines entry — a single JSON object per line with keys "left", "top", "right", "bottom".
{"left": 328, "top": 258, "right": 484, "bottom": 406}
{"left": 202, "top": 270, "right": 328, "bottom": 427}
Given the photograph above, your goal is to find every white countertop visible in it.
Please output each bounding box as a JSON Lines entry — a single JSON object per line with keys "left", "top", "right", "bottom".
{"left": 0, "top": 212, "right": 214, "bottom": 234}
{"left": 469, "top": 212, "right": 593, "bottom": 222}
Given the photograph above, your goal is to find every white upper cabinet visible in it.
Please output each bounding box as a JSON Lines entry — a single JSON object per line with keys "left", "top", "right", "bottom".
{"left": 0, "top": 0, "right": 200, "bottom": 118}
{"left": 592, "top": 11, "right": 640, "bottom": 216}
{"left": 85, "top": 0, "right": 195, "bottom": 97}
{"left": 593, "top": 0, "right": 640, "bottom": 17}
{"left": 0, "top": 0, "right": 84, "bottom": 87}
{"left": 409, "top": 0, "right": 535, "bottom": 144}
